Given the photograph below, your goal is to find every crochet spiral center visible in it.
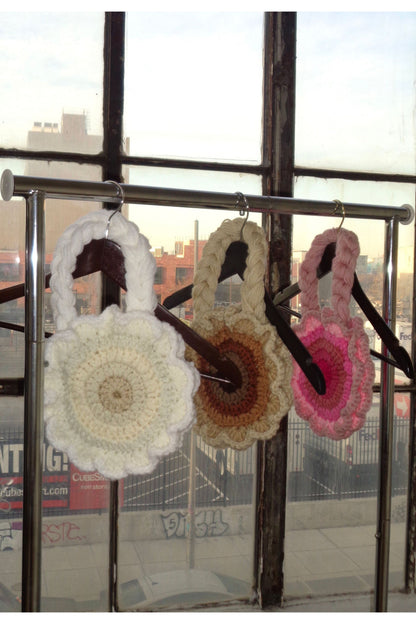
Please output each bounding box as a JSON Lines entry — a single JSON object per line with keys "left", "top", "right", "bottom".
{"left": 197, "top": 328, "right": 269, "bottom": 428}
{"left": 98, "top": 375, "right": 134, "bottom": 412}
{"left": 299, "top": 328, "right": 353, "bottom": 421}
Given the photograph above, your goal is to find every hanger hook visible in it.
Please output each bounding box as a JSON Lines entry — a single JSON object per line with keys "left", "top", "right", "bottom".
{"left": 105, "top": 179, "right": 125, "bottom": 209}
{"left": 235, "top": 192, "right": 250, "bottom": 239}
{"left": 105, "top": 209, "right": 119, "bottom": 239}
{"left": 104, "top": 180, "right": 125, "bottom": 239}
{"left": 332, "top": 199, "right": 345, "bottom": 234}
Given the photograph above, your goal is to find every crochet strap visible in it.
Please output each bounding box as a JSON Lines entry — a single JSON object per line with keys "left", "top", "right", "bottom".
{"left": 50, "top": 210, "right": 157, "bottom": 331}
{"left": 299, "top": 227, "right": 360, "bottom": 324}
{"left": 192, "top": 218, "right": 268, "bottom": 320}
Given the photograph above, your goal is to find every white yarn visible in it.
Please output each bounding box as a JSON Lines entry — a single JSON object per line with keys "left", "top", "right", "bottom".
{"left": 44, "top": 210, "right": 200, "bottom": 480}
{"left": 50, "top": 210, "right": 157, "bottom": 331}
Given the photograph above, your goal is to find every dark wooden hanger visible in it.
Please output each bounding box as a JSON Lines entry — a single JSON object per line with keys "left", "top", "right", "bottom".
{"left": 163, "top": 240, "right": 326, "bottom": 395}
{"left": 0, "top": 237, "right": 244, "bottom": 394}
{"left": 274, "top": 242, "right": 414, "bottom": 380}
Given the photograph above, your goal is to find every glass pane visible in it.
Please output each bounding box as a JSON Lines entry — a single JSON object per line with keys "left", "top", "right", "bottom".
{"left": 292, "top": 177, "right": 415, "bottom": 259}
{"left": 285, "top": 177, "right": 414, "bottom": 602}
{"left": 0, "top": 328, "right": 23, "bottom": 613}
{"left": 124, "top": 12, "right": 264, "bottom": 163}
{"left": 124, "top": 166, "right": 263, "bottom": 254}
{"left": 44, "top": 169, "right": 108, "bottom": 611}
{"left": 117, "top": 168, "right": 261, "bottom": 610}
{"left": 0, "top": 13, "right": 104, "bottom": 153}
{"left": 295, "top": 12, "right": 416, "bottom": 175}
{"left": 0, "top": 160, "right": 114, "bottom": 612}
{"left": 390, "top": 392, "right": 410, "bottom": 592}
{"left": 285, "top": 399, "right": 410, "bottom": 601}
{"left": 118, "top": 434, "right": 256, "bottom": 611}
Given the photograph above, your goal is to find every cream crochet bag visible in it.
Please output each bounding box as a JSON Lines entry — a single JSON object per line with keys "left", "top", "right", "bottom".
{"left": 44, "top": 210, "right": 200, "bottom": 480}
{"left": 186, "top": 218, "right": 293, "bottom": 450}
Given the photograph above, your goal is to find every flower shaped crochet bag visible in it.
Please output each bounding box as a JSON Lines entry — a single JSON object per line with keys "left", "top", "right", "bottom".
{"left": 44, "top": 210, "right": 200, "bottom": 480}
{"left": 291, "top": 227, "right": 375, "bottom": 440}
{"left": 186, "top": 217, "right": 293, "bottom": 450}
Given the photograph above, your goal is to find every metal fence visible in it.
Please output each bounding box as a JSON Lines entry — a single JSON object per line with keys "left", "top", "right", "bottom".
{"left": 0, "top": 414, "right": 410, "bottom": 522}
{"left": 122, "top": 432, "right": 255, "bottom": 512}
{"left": 287, "top": 412, "right": 410, "bottom": 501}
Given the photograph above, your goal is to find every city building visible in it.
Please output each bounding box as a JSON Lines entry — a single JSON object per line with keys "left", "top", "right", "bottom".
{"left": 152, "top": 239, "right": 206, "bottom": 312}
{"left": 0, "top": 113, "right": 118, "bottom": 323}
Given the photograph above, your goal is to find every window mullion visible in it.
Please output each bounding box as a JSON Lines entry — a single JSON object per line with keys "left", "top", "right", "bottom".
{"left": 102, "top": 11, "right": 126, "bottom": 614}
{"left": 103, "top": 11, "right": 125, "bottom": 184}
{"left": 256, "top": 11, "right": 297, "bottom": 609}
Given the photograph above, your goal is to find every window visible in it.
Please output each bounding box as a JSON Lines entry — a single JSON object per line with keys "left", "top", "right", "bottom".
{"left": 0, "top": 13, "right": 104, "bottom": 153}
{"left": 0, "top": 11, "right": 415, "bottom": 614}
{"left": 287, "top": 12, "right": 416, "bottom": 605}
{"left": 124, "top": 12, "right": 264, "bottom": 163}
{"left": 154, "top": 266, "right": 164, "bottom": 284}
{"left": 295, "top": 13, "right": 416, "bottom": 176}
{"left": 0, "top": 262, "right": 20, "bottom": 282}
{"left": 0, "top": 12, "right": 265, "bottom": 613}
{"left": 175, "top": 266, "right": 193, "bottom": 285}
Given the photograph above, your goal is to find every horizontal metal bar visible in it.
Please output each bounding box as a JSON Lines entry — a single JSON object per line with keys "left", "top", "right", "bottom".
{"left": 1, "top": 169, "right": 414, "bottom": 223}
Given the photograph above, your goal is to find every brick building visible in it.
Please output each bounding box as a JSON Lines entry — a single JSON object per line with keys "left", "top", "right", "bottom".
{"left": 0, "top": 114, "right": 239, "bottom": 327}
{"left": 0, "top": 113, "right": 113, "bottom": 326}
{"left": 0, "top": 114, "right": 211, "bottom": 326}
{"left": 151, "top": 239, "right": 207, "bottom": 319}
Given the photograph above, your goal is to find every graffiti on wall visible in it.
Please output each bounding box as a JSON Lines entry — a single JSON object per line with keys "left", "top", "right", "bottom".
{"left": 161, "top": 509, "right": 229, "bottom": 539}
{"left": 0, "top": 520, "right": 22, "bottom": 551}
{"left": 0, "top": 520, "right": 87, "bottom": 550}
{"left": 42, "top": 521, "right": 86, "bottom": 546}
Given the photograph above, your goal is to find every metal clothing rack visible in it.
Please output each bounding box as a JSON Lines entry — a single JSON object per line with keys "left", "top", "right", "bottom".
{"left": 0, "top": 169, "right": 414, "bottom": 613}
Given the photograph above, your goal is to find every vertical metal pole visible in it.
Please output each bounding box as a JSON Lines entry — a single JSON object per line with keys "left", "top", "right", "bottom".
{"left": 108, "top": 482, "right": 119, "bottom": 612}
{"left": 375, "top": 217, "right": 399, "bottom": 612}
{"left": 405, "top": 193, "right": 416, "bottom": 592}
{"left": 186, "top": 220, "right": 198, "bottom": 569}
{"left": 22, "top": 191, "right": 45, "bottom": 612}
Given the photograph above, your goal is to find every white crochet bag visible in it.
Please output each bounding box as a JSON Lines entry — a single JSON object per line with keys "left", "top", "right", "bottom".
{"left": 44, "top": 210, "right": 199, "bottom": 480}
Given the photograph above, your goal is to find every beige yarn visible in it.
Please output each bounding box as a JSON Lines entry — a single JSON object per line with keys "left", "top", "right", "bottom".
{"left": 192, "top": 218, "right": 267, "bottom": 320}
{"left": 187, "top": 218, "right": 293, "bottom": 451}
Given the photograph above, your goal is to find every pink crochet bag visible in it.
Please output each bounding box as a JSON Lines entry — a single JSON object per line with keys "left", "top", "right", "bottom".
{"left": 291, "top": 227, "right": 375, "bottom": 440}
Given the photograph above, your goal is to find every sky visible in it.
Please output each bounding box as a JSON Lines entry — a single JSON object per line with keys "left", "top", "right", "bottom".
{"left": 0, "top": 9, "right": 415, "bottom": 260}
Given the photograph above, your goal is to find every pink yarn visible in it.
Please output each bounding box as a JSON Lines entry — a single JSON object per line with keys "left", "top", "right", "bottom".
{"left": 291, "top": 228, "right": 375, "bottom": 440}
